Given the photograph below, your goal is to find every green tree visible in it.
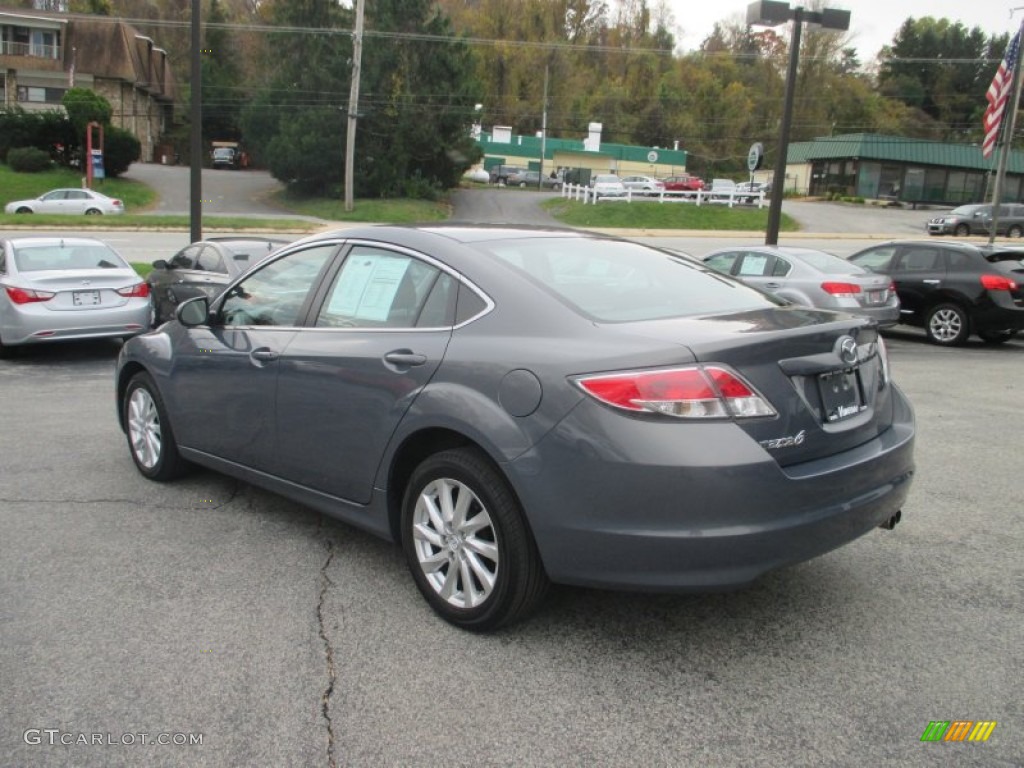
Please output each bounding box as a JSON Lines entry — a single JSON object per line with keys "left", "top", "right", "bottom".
{"left": 61, "top": 88, "right": 113, "bottom": 140}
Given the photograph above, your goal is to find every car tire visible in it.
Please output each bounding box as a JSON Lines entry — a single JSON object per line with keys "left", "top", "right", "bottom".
{"left": 15, "top": 206, "right": 32, "bottom": 214}
{"left": 123, "top": 372, "right": 188, "bottom": 481}
{"left": 925, "top": 303, "right": 970, "bottom": 346}
{"left": 0, "top": 335, "right": 15, "bottom": 359}
{"left": 978, "top": 329, "right": 1016, "bottom": 344}
{"left": 85, "top": 208, "right": 102, "bottom": 215}
{"left": 401, "top": 447, "right": 548, "bottom": 631}
{"left": 953, "top": 223, "right": 969, "bottom": 236}
{"left": 1007, "top": 225, "right": 1023, "bottom": 238}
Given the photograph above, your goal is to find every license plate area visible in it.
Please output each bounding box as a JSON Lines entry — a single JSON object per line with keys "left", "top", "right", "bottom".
{"left": 818, "top": 368, "right": 865, "bottom": 423}
{"left": 867, "top": 290, "right": 884, "bottom": 304}
{"left": 72, "top": 290, "right": 102, "bottom": 306}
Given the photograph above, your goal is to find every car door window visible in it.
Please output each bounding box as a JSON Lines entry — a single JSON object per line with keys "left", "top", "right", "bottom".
{"left": 221, "top": 244, "right": 336, "bottom": 327}
{"left": 771, "top": 258, "right": 792, "bottom": 277}
{"left": 896, "top": 247, "right": 942, "bottom": 272}
{"left": 942, "top": 250, "right": 973, "bottom": 271}
{"left": 705, "top": 252, "right": 739, "bottom": 274}
{"left": 737, "top": 253, "right": 770, "bottom": 277}
{"left": 171, "top": 245, "right": 202, "bottom": 269}
{"left": 195, "top": 246, "right": 227, "bottom": 274}
{"left": 851, "top": 246, "right": 896, "bottom": 273}
{"left": 41, "top": 191, "right": 66, "bottom": 202}
{"left": 316, "top": 247, "right": 442, "bottom": 329}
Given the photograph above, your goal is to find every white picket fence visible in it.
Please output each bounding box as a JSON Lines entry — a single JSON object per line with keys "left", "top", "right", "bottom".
{"left": 561, "top": 184, "right": 766, "bottom": 208}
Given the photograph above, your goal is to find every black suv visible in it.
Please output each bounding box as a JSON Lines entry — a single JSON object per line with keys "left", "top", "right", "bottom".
{"left": 848, "top": 240, "right": 1024, "bottom": 345}
{"left": 147, "top": 237, "right": 286, "bottom": 324}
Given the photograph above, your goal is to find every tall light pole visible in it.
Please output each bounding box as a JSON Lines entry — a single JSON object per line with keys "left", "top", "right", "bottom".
{"left": 747, "top": 2, "right": 850, "bottom": 245}
{"left": 190, "top": 0, "right": 202, "bottom": 242}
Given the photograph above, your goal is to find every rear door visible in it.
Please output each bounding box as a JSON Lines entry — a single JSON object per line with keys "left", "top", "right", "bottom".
{"left": 891, "top": 244, "right": 947, "bottom": 319}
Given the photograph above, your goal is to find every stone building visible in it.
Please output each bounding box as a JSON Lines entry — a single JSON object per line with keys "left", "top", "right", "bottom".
{"left": 1, "top": 7, "right": 175, "bottom": 162}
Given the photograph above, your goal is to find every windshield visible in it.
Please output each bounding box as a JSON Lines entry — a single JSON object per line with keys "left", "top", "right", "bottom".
{"left": 477, "top": 237, "right": 782, "bottom": 322}
{"left": 13, "top": 243, "right": 128, "bottom": 272}
{"left": 950, "top": 205, "right": 986, "bottom": 216}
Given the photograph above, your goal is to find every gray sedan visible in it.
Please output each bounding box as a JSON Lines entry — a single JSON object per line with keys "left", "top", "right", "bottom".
{"left": 702, "top": 246, "right": 900, "bottom": 327}
{"left": 1, "top": 236, "right": 150, "bottom": 356}
{"left": 116, "top": 226, "right": 915, "bottom": 630}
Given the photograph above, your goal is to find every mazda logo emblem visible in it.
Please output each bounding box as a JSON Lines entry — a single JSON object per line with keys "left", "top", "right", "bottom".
{"left": 838, "top": 337, "right": 858, "bottom": 365}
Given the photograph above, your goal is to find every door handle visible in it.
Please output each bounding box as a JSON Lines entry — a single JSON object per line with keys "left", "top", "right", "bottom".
{"left": 764, "top": 282, "right": 781, "bottom": 290}
{"left": 384, "top": 351, "right": 427, "bottom": 367}
{"left": 250, "top": 348, "right": 279, "bottom": 362}
{"left": 922, "top": 279, "right": 941, "bottom": 285}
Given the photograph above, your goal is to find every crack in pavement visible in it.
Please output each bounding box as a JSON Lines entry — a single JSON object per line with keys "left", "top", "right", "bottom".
{"left": 0, "top": 482, "right": 244, "bottom": 510}
{"left": 316, "top": 519, "right": 338, "bottom": 768}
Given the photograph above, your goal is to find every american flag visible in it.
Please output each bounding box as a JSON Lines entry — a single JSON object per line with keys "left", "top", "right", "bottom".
{"left": 982, "top": 24, "right": 1024, "bottom": 158}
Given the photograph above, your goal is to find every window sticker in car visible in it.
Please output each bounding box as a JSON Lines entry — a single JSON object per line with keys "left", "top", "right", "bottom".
{"left": 329, "top": 253, "right": 411, "bottom": 322}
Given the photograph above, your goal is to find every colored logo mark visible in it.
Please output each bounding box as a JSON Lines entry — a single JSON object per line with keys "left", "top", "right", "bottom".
{"left": 920, "top": 721, "right": 997, "bottom": 742}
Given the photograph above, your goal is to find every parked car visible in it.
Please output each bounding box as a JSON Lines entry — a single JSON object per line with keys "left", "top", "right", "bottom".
{"left": 506, "top": 170, "right": 562, "bottom": 190}
{"left": 708, "top": 178, "right": 738, "bottom": 199}
{"left": 735, "top": 181, "right": 771, "bottom": 203}
{"left": 4, "top": 188, "right": 125, "bottom": 216}
{"left": 0, "top": 236, "right": 149, "bottom": 356}
{"left": 661, "top": 175, "right": 704, "bottom": 192}
{"left": 926, "top": 203, "right": 1024, "bottom": 237}
{"left": 488, "top": 165, "right": 526, "bottom": 185}
{"left": 211, "top": 147, "right": 239, "bottom": 170}
{"left": 116, "top": 225, "right": 915, "bottom": 630}
{"left": 147, "top": 237, "right": 286, "bottom": 324}
{"left": 590, "top": 174, "right": 627, "bottom": 198}
{"left": 620, "top": 175, "right": 665, "bottom": 196}
{"left": 848, "top": 240, "right": 1024, "bottom": 345}
{"left": 702, "top": 246, "right": 900, "bottom": 327}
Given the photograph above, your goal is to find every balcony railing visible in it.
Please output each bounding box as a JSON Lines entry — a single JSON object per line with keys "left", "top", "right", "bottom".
{"left": 0, "top": 41, "right": 61, "bottom": 59}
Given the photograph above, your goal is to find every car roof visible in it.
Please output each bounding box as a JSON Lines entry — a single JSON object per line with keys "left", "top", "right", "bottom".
{"left": 870, "top": 239, "right": 1024, "bottom": 255}
{"left": 3, "top": 235, "right": 112, "bottom": 248}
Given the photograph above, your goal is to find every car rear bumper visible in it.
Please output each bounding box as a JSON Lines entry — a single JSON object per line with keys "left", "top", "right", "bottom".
{"left": 971, "top": 296, "right": 1024, "bottom": 333}
{"left": 510, "top": 385, "right": 915, "bottom": 591}
{"left": 1, "top": 302, "right": 150, "bottom": 345}
{"left": 855, "top": 304, "right": 901, "bottom": 328}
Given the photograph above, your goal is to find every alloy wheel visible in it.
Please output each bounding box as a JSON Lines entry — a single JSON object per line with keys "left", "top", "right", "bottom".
{"left": 127, "top": 387, "right": 162, "bottom": 469}
{"left": 928, "top": 306, "right": 965, "bottom": 344}
{"left": 411, "top": 477, "right": 499, "bottom": 610}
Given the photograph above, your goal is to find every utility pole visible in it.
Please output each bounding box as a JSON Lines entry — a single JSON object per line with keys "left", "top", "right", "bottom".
{"left": 988, "top": 22, "right": 1024, "bottom": 245}
{"left": 344, "top": 0, "right": 365, "bottom": 213}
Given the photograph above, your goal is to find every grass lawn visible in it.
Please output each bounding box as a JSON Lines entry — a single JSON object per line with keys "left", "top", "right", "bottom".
{"left": 0, "top": 212, "right": 321, "bottom": 231}
{"left": 542, "top": 197, "right": 799, "bottom": 231}
{"left": 272, "top": 190, "right": 450, "bottom": 222}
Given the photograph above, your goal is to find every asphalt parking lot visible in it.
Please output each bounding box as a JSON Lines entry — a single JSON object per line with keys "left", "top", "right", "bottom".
{"left": 2, "top": 187, "right": 1022, "bottom": 766}
{"left": 2, "top": 307, "right": 1022, "bottom": 767}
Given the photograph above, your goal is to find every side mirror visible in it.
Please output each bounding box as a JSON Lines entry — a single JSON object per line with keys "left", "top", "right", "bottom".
{"left": 176, "top": 296, "right": 210, "bottom": 327}
{"left": 152, "top": 259, "right": 169, "bottom": 270}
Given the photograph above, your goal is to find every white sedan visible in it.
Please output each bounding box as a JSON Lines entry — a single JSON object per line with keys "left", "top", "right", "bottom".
{"left": 620, "top": 175, "right": 665, "bottom": 196}
{"left": 590, "top": 174, "right": 627, "bottom": 198}
{"left": 4, "top": 188, "right": 125, "bottom": 215}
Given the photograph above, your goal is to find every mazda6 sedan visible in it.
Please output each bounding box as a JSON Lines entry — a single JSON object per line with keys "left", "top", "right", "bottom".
{"left": 116, "top": 226, "right": 916, "bottom": 630}
{"left": 1, "top": 236, "right": 150, "bottom": 356}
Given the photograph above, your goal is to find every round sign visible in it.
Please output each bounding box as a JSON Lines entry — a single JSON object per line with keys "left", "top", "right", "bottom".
{"left": 647, "top": 150, "right": 659, "bottom": 163}
{"left": 747, "top": 142, "right": 764, "bottom": 172}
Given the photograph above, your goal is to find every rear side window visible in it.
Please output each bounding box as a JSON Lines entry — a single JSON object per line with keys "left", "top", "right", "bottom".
{"left": 897, "top": 247, "right": 943, "bottom": 271}
{"left": 737, "top": 254, "right": 770, "bottom": 277}
{"left": 851, "top": 246, "right": 896, "bottom": 273}
{"left": 481, "top": 237, "right": 780, "bottom": 322}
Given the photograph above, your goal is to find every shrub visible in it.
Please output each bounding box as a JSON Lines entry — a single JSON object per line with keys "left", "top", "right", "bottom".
{"left": 102, "top": 126, "right": 141, "bottom": 178}
{"left": 7, "top": 146, "right": 53, "bottom": 172}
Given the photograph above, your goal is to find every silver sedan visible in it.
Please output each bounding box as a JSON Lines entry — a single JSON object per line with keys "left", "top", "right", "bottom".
{"left": 4, "top": 188, "right": 125, "bottom": 215}
{"left": 702, "top": 246, "right": 901, "bottom": 327}
{"left": 0, "top": 236, "right": 150, "bottom": 355}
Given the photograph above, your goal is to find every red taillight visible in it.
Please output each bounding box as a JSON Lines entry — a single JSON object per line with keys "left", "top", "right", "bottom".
{"left": 821, "top": 282, "right": 863, "bottom": 297}
{"left": 116, "top": 283, "right": 149, "bottom": 298}
{"left": 5, "top": 286, "right": 55, "bottom": 304}
{"left": 980, "top": 274, "right": 1018, "bottom": 291}
{"left": 575, "top": 365, "right": 776, "bottom": 419}
{"left": 112, "top": 199, "right": 124, "bottom": 207}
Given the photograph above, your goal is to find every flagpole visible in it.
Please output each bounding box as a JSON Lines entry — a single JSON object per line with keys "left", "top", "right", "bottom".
{"left": 989, "top": 22, "right": 1024, "bottom": 244}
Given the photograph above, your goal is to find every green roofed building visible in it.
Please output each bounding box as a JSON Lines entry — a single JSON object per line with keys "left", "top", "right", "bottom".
{"left": 474, "top": 125, "right": 690, "bottom": 184}
{"left": 782, "top": 133, "right": 1024, "bottom": 206}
